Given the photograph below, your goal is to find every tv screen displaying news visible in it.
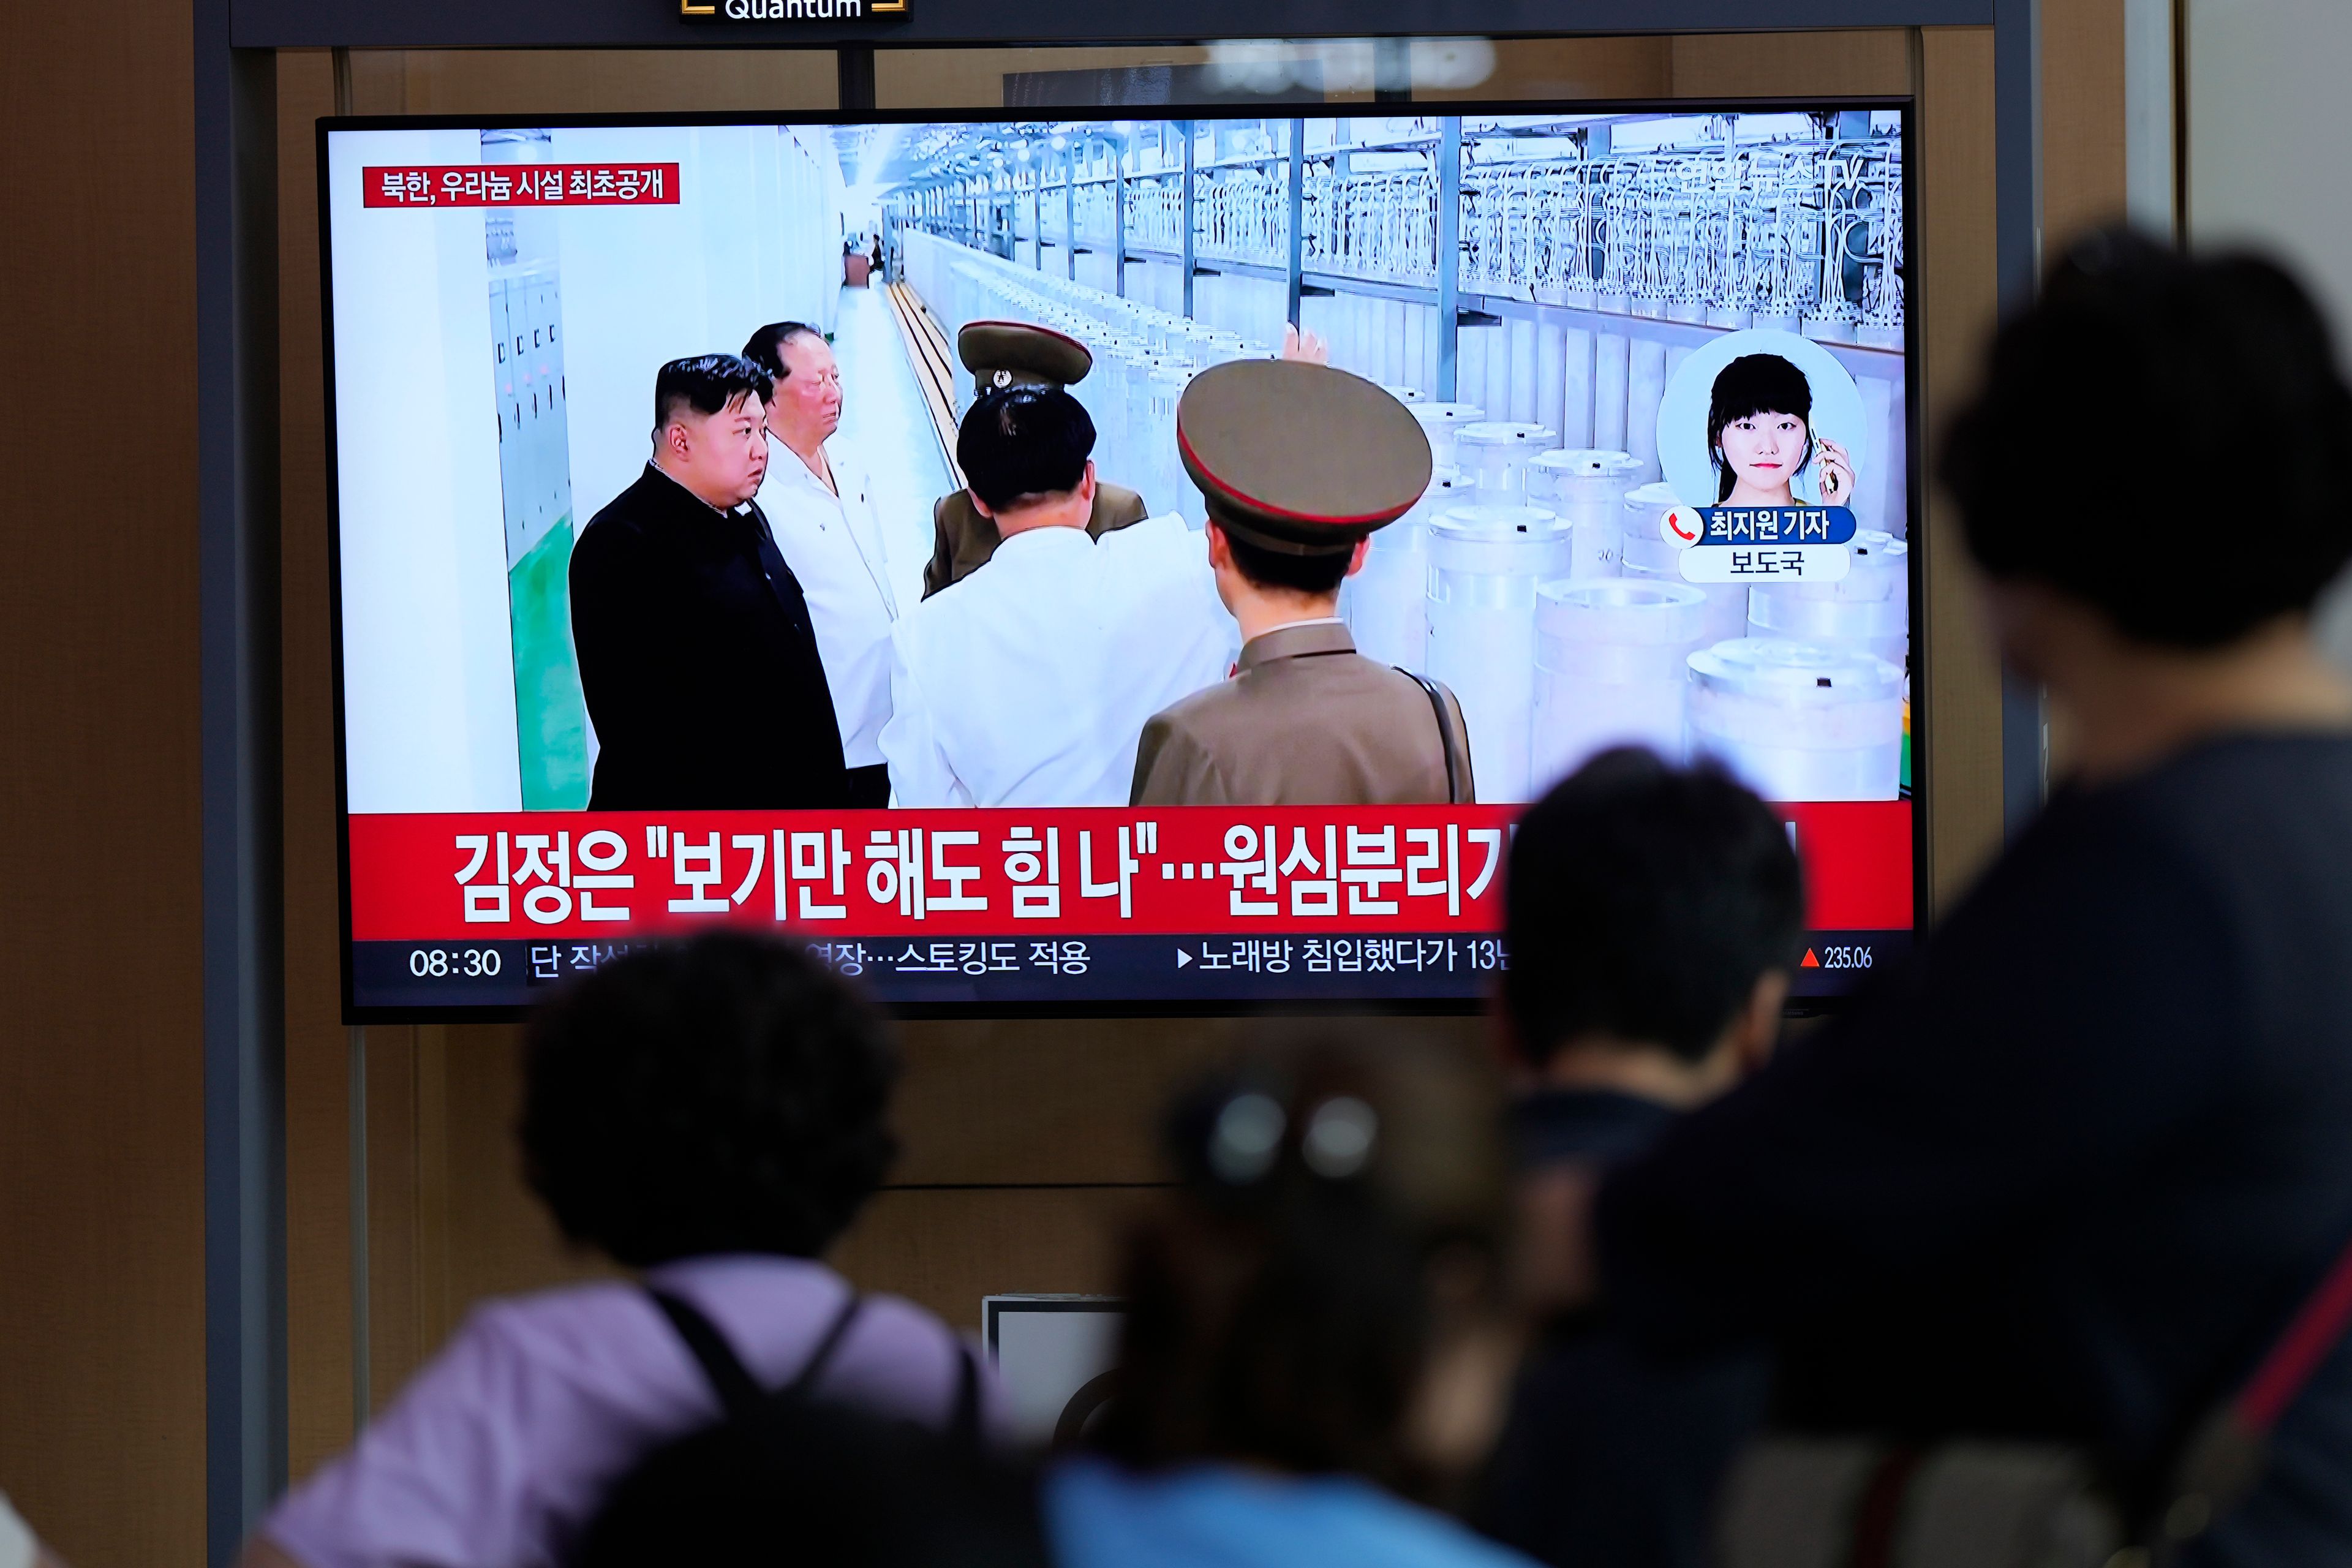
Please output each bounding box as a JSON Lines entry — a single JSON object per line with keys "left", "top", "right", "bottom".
{"left": 322, "top": 104, "right": 1918, "bottom": 1017}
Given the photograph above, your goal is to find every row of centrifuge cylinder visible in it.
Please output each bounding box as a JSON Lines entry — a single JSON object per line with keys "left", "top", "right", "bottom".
{"left": 902, "top": 231, "right": 1907, "bottom": 542}
{"left": 1050, "top": 142, "right": 1905, "bottom": 333}
{"left": 1347, "top": 401, "right": 1910, "bottom": 804}
{"left": 903, "top": 230, "right": 1280, "bottom": 525}
{"left": 900, "top": 230, "right": 1912, "bottom": 804}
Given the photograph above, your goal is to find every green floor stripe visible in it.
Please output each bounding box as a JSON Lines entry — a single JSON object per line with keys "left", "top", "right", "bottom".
{"left": 509, "top": 521, "right": 592, "bottom": 810}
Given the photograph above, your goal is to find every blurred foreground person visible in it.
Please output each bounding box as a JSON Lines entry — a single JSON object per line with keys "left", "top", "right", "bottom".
{"left": 247, "top": 935, "right": 997, "bottom": 1568}
{"left": 1050, "top": 1036, "right": 1537, "bottom": 1568}
{"left": 1545, "top": 232, "right": 2352, "bottom": 1562}
{"left": 1478, "top": 750, "right": 1799, "bottom": 1568}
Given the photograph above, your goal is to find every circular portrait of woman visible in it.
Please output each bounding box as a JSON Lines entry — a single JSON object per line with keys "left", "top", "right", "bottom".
{"left": 1655, "top": 330, "right": 1869, "bottom": 511}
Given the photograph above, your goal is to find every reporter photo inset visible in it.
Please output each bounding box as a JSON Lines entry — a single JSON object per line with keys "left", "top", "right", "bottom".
{"left": 1653, "top": 327, "right": 1909, "bottom": 805}
{"left": 320, "top": 104, "right": 1922, "bottom": 1017}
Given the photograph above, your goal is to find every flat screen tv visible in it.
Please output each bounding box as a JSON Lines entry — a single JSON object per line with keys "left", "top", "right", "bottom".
{"left": 321, "top": 102, "right": 1920, "bottom": 1018}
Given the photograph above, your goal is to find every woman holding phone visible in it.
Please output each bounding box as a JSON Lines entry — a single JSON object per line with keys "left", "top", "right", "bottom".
{"left": 1705, "top": 353, "right": 1856, "bottom": 507}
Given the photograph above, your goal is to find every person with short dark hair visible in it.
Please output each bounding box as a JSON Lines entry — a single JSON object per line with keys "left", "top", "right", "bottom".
{"left": 956, "top": 383, "right": 1095, "bottom": 511}
{"left": 248, "top": 935, "right": 997, "bottom": 1568}
{"left": 922, "top": 320, "right": 1152, "bottom": 598}
{"left": 1534, "top": 230, "right": 2352, "bottom": 1561}
{"left": 879, "top": 385, "right": 1231, "bottom": 807}
{"left": 1047, "top": 1035, "right": 1536, "bottom": 1568}
{"left": 1476, "top": 749, "right": 1797, "bottom": 1568}
{"left": 1130, "top": 358, "right": 1474, "bottom": 807}
{"left": 742, "top": 321, "right": 903, "bottom": 808}
{"left": 568, "top": 353, "right": 850, "bottom": 809}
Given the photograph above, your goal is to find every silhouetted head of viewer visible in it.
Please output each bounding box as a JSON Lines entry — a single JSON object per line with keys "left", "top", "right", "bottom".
{"left": 1095, "top": 1035, "right": 1513, "bottom": 1500}
{"left": 1501, "top": 748, "right": 1806, "bottom": 1109}
{"left": 1942, "top": 227, "right": 2352, "bottom": 777}
{"left": 520, "top": 932, "right": 899, "bottom": 1268}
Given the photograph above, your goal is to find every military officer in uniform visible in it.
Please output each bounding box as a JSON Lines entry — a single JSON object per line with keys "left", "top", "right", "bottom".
{"left": 922, "top": 320, "right": 1150, "bottom": 598}
{"left": 1130, "top": 358, "right": 1474, "bottom": 807}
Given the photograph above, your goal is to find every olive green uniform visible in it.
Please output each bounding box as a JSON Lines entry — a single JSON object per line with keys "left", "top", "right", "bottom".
{"left": 921, "top": 481, "right": 1151, "bottom": 598}
{"left": 1131, "top": 620, "right": 1474, "bottom": 805}
{"left": 924, "top": 317, "right": 1153, "bottom": 598}
{"left": 1130, "top": 358, "right": 1468, "bottom": 808}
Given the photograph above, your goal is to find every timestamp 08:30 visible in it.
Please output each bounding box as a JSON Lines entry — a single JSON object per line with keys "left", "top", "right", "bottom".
{"left": 407, "top": 946, "right": 505, "bottom": 979}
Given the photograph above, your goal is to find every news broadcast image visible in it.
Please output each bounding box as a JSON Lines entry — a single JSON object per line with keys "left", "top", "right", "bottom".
{"left": 323, "top": 110, "right": 1916, "bottom": 1014}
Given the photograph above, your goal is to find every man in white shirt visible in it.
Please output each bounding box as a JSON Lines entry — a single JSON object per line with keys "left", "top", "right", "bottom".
{"left": 880, "top": 386, "right": 1233, "bottom": 807}
{"left": 744, "top": 321, "right": 901, "bottom": 807}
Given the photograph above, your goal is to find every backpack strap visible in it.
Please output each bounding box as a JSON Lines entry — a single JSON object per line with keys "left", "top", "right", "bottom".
{"left": 1401, "top": 670, "right": 1464, "bottom": 804}
{"left": 946, "top": 1336, "right": 983, "bottom": 1452}
{"left": 647, "top": 1284, "right": 865, "bottom": 1421}
{"left": 647, "top": 1288, "right": 765, "bottom": 1423}
{"left": 783, "top": 1287, "right": 867, "bottom": 1399}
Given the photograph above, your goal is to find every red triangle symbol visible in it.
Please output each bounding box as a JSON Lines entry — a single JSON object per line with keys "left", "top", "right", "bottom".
{"left": 1801, "top": 949, "right": 1822, "bottom": 968}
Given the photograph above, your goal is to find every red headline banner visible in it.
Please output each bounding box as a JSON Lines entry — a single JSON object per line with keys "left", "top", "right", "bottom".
{"left": 363, "top": 164, "right": 680, "bottom": 208}
{"left": 349, "top": 802, "right": 1911, "bottom": 942}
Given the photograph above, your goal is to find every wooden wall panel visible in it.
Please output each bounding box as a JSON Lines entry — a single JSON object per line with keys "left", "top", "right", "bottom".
{"left": 2038, "top": 0, "right": 2128, "bottom": 781}
{"left": 878, "top": 45, "right": 1213, "bottom": 109}
{"left": 1918, "top": 28, "right": 2010, "bottom": 910}
{"left": 1667, "top": 28, "right": 1913, "bottom": 96}
{"left": 396, "top": 48, "right": 837, "bottom": 116}
{"left": 890, "top": 1015, "right": 1490, "bottom": 1186}
{"left": 832, "top": 1188, "right": 1147, "bottom": 1331}
{"left": 339, "top": 47, "right": 838, "bottom": 116}
{"left": 1418, "top": 37, "right": 1672, "bottom": 100}
{"left": 0, "top": 0, "right": 207, "bottom": 1563}
{"left": 2042, "top": 0, "right": 2132, "bottom": 252}
{"left": 277, "top": 45, "right": 363, "bottom": 1482}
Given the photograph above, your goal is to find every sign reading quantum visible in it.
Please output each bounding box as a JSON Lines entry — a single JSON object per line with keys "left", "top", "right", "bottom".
{"left": 681, "top": 0, "right": 904, "bottom": 17}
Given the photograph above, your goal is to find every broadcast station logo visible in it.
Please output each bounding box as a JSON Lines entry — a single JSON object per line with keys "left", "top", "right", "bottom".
{"left": 681, "top": 0, "right": 904, "bottom": 17}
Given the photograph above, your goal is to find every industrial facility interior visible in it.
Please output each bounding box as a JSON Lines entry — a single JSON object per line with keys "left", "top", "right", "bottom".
{"left": 841, "top": 109, "right": 1913, "bottom": 802}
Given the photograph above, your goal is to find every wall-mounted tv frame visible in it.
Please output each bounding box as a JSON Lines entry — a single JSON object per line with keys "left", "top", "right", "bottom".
{"left": 319, "top": 100, "right": 1926, "bottom": 1020}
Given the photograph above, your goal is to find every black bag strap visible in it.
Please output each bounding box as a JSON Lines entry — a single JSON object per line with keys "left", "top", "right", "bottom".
{"left": 1401, "top": 670, "right": 1463, "bottom": 805}
{"left": 647, "top": 1284, "right": 864, "bottom": 1424}
{"left": 946, "top": 1337, "right": 982, "bottom": 1453}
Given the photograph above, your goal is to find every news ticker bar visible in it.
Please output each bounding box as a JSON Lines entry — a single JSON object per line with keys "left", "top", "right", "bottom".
{"left": 348, "top": 801, "right": 1915, "bottom": 941}
{"left": 351, "top": 929, "right": 1913, "bottom": 1013}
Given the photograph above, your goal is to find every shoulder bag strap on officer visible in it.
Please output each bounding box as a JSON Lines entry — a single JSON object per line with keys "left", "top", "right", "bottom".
{"left": 1401, "top": 671, "right": 1463, "bottom": 805}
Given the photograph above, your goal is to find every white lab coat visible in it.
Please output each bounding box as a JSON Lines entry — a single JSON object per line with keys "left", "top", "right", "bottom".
{"left": 757, "top": 442, "right": 899, "bottom": 767}
{"left": 880, "top": 516, "right": 1235, "bottom": 807}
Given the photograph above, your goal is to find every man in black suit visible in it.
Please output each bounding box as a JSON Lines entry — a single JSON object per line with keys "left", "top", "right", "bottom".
{"left": 569, "top": 354, "right": 850, "bottom": 809}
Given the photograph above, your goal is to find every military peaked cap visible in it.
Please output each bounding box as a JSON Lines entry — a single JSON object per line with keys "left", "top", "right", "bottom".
{"left": 1177, "top": 360, "right": 1433, "bottom": 556}
{"left": 959, "top": 320, "right": 1093, "bottom": 396}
